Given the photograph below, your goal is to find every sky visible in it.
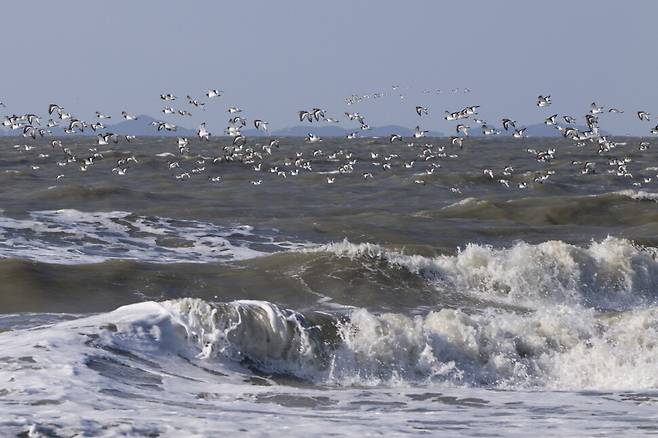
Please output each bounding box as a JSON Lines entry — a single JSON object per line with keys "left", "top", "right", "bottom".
{"left": 2, "top": 0, "right": 658, "bottom": 135}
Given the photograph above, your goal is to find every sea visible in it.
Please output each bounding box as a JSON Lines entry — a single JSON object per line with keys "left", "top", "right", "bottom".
{"left": 0, "top": 135, "right": 657, "bottom": 437}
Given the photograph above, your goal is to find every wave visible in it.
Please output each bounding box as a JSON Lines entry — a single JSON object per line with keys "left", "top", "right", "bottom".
{"left": 0, "top": 209, "right": 306, "bottom": 264}
{"left": 1, "top": 236, "right": 656, "bottom": 316}
{"left": 3, "top": 296, "right": 658, "bottom": 392}
{"left": 433, "top": 190, "right": 658, "bottom": 227}
{"left": 613, "top": 189, "right": 658, "bottom": 202}
{"left": 307, "top": 237, "right": 658, "bottom": 311}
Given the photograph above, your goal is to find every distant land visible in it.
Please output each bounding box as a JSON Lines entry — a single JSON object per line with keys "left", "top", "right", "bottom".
{"left": 0, "top": 115, "right": 610, "bottom": 138}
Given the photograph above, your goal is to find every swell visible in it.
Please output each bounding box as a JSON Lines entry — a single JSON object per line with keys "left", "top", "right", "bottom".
{"left": 429, "top": 190, "right": 658, "bottom": 227}
{"left": 2, "top": 237, "right": 657, "bottom": 317}
{"left": 0, "top": 252, "right": 438, "bottom": 314}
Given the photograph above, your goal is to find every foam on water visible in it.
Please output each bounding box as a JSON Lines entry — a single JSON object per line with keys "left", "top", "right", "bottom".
{"left": 310, "top": 237, "right": 658, "bottom": 310}
{"left": 0, "top": 209, "right": 306, "bottom": 264}
{"left": 614, "top": 189, "right": 658, "bottom": 202}
{"left": 2, "top": 237, "right": 658, "bottom": 435}
{"left": 3, "top": 295, "right": 658, "bottom": 435}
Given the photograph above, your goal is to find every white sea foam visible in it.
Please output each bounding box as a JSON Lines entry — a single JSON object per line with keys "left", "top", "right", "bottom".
{"left": 442, "top": 197, "right": 484, "bottom": 209}
{"left": 162, "top": 297, "right": 658, "bottom": 390}
{"left": 2, "top": 238, "right": 658, "bottom": 435}
{"left": 0, "top": 209, "right": 306, "bottom": 264}
{"left": 613, "top": 189, "right": 658, "bottom": 202}
{"left": 308, "top": 237, "right": 658, "bottom": 310}
{"left": 3, "top": 297, "right": 658, "bottom": 435}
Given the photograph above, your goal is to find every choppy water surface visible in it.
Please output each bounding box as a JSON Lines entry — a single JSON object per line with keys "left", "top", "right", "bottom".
{"left": 1, "top": 136, "right": 657, "bottom": 436}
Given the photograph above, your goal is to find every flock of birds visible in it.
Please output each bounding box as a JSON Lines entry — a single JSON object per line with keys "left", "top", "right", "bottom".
{"left": 0, "top": 86, "right": 656, "bottom": 192}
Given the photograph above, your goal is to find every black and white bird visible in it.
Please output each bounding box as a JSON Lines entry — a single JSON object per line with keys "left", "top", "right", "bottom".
{"left": 590, "top": 102, "right": 603, "bottom": 114}
{"left": 206, "top": 89, "right": 222, "bottom": 98}
{"left": 298, "top": 110, "right": 313, "bottom": 122}
{"left": 121, "top": 111, "right": 138, "bottom": 120}
{"left": 306, "top": 133, "right": 322, "bottom": 143}
{"left": 198, "top": 123, "right": 210, "bottom": 140}
{"left": 311, "top": 108, "right": 325, "bottom": 121}
{"left": 390, "top": 133, "right": 403, "bottom": 143}
{"left": 512, "top": 128, "right": 527, "bottom": 138}
{"left": 501, "top": 118, "right": 516, "bottom": 131}
{"left": 638, "top": 111, "right": 651, "bottom": 122}
{"left": 450, "top": 137, "right": 464, "bottom": 148}
{"left": 415, "top": 106, "right": 429, "bottom": 116}
{"left": 254, "top": 119, "right": 269, "bottom": 131}
{"left": 414, "top": 126, "right": 428, "bottom": 138}
{"left": 155, "top": 121, "right": 177, "bottom": 132}
{"left": 344, "top": 112, "right": 365, "bottom": 124}
{"left": 537, "top": 95, "right": 551, "bottom": 107}
{"left": 48, "top": 103, "right": 64, "bottom": 116}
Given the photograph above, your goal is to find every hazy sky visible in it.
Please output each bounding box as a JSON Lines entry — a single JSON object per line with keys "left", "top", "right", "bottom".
{"left": 2, "top": 0, "right": 658, "bottom": 135}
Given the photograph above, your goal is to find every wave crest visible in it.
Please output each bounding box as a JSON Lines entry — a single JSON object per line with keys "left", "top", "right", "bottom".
{"left": 309, "top": 237, "right": 658, "bottom": 310}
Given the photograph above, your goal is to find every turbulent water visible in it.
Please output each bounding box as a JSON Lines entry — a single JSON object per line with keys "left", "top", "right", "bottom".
{"left": 1, "top": 136, "right": 658, "bottom": 436}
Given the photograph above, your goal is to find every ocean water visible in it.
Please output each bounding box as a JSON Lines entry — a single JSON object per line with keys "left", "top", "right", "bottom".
{"left": 1, "top": 136, "right": 658, "bottom": 436}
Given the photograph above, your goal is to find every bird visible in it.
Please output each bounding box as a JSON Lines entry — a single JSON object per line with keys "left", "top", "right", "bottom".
{"left": 415, "top": 106, "right": 429, "bottom": 116}
{"left": 537, "top": 95, "right": 551, "bottom": 107}
{"left": 198, "top": 123, "right": 210, "bottom": 140}
{"left": 512, "top": 128, "right": 526, "bottom": 138}
{"left": 390, "top": 133, "right": 403, "bottom": 143}
{"left": 156, "top": 122, "right": 177, "bottom": 132}
{"left": 590, "top": 102, "right": 603, "bottom": 114}
{"left": 450, "top": 137, "right": 464, "bottom": 148}
{"left": 48, "top": 103, "right": 64, "bottom": 115}
{"left": 121, "top": 111, "right": 138, "bottom": 120}
{"left": 206, "top": 89, "right": 222, "bottom": 98}
{"left": 306, "top": 133, "right": 322, "bottom": 143}
{"left": 254, "top": 119, "right": 269, "bottom": 131}
{"left": 501, "top": 119, "right": 516, "bottom": 131}
{"left": 414, "top": 126, "right": 428, "bottom": 138}
{"left": 638, "top": 111, "right": 651, "bottom": 122}
{"left": 299, "top": 110, "right": 313, "bottom": 122}
{"left": 311, "top": 108, "right": 325, "bottom": 121}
